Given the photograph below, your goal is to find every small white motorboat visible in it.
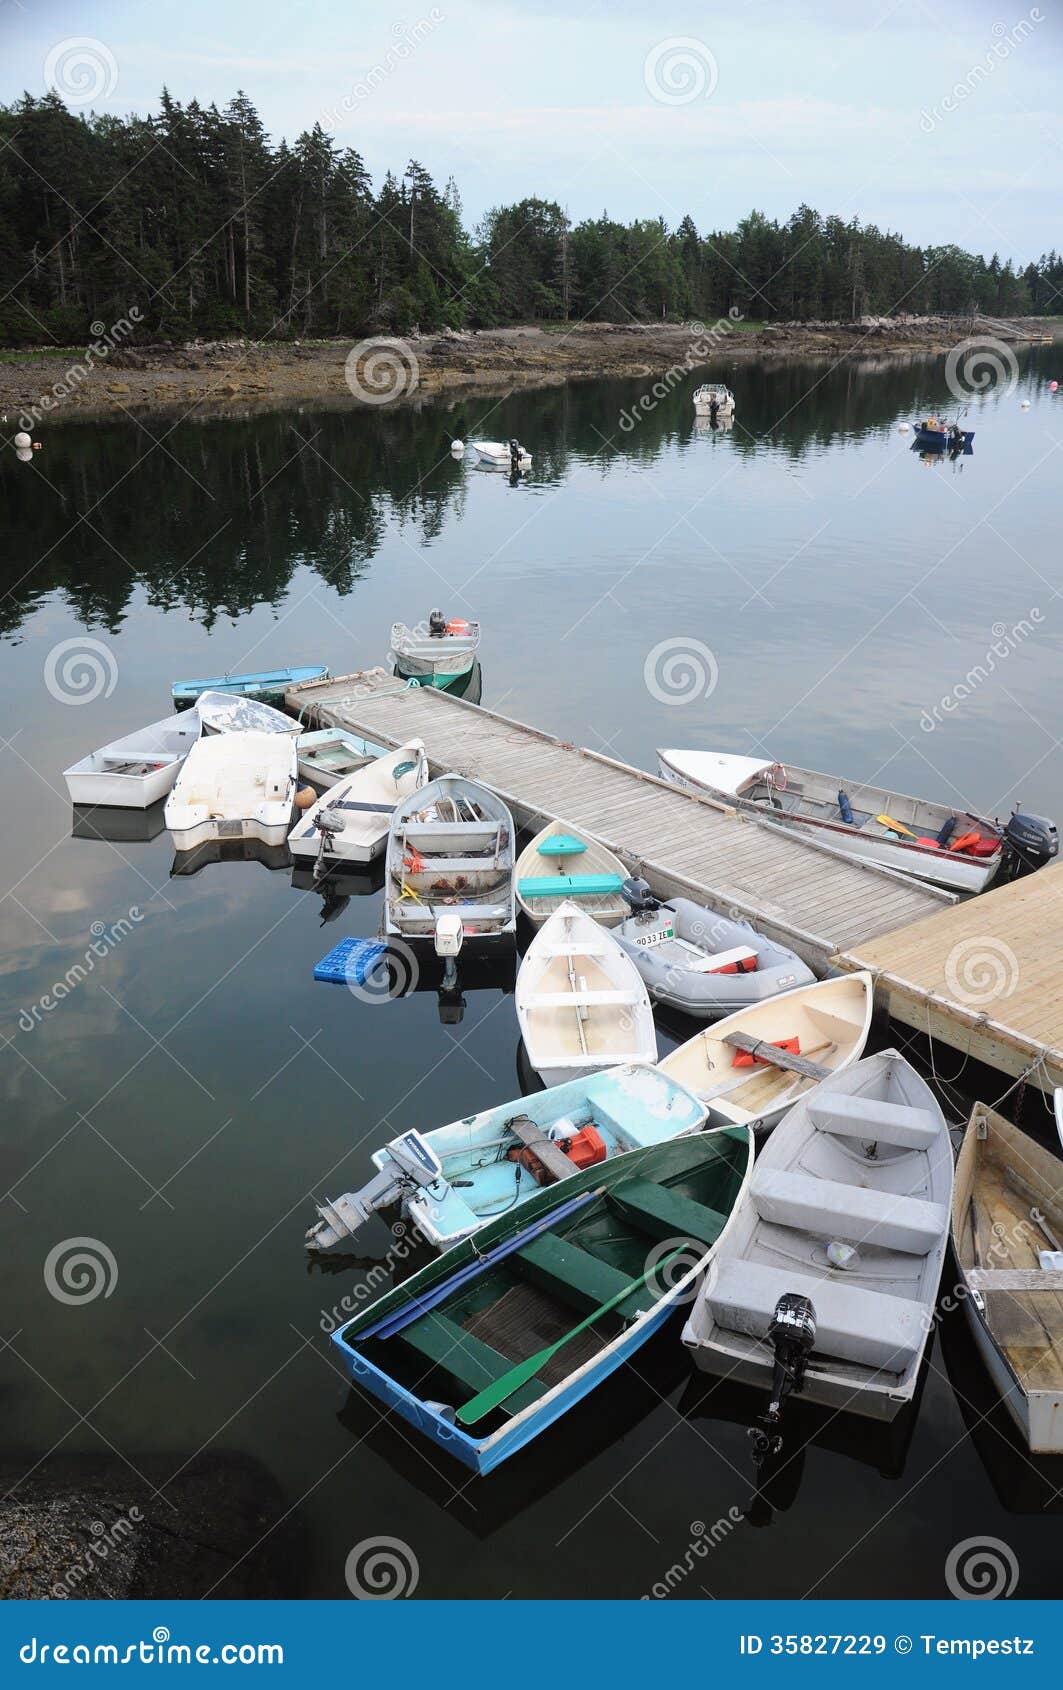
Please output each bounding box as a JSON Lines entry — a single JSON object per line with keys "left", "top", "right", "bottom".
{"left": 658, "top": 973, "right": 873, "bottom": 1131}
{"left": 63, "top": 711, "right": 201, "bottom": 808}
{"left": 693, "top": 383, "right": 735, "bottom": 417}
{"left": 656, "top": 747, "right": 1035, "bottom": 894}
{"left": 515, "top": 820, "right": 629, "bottom": 928}
{"left": 682, "top": 1049, "right": 953, "bottom": 1429}
{"left": 295, "top": 728, "right": 390, "bottom": 788}
{"left": 469, "top": 439, "right": 531, "bottom": 471}
{"left": 289, "top": 739, "right": 428, "bottom": 870}
{"left": 390, "top": 611, "right": 481, "bottom": 684}
{"left": 196, "top": 690, "right": 300, "bottom": 737}
{"left": 517, "top": 901, "right": 657, "bottom": 1088}
{"left": 952, "top": 1101, "right": 1063, "bottom": 1453}
{"left": 165, "top": 731, "right": 297, "bottom": 851}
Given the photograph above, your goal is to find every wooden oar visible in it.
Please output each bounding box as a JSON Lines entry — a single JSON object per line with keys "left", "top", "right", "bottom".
{"left": 456, "top": 1247, "right": 686, "bottom": 1426}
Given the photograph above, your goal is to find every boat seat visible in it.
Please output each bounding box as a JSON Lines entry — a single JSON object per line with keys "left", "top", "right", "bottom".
{"left": 406, "top": 1182, "right": 482, "bottom": 1243}
{"left": 537, "top": 836, "right": 587, "bottom": 857}
{"left": 536, "top": 941, "right": 617, "bottom": 959}
{"left": 607, "top": 1178, "right": 727, "bottom": 1247}
{"left": 524, "top": 989, "right": 642, "bottom": 1009}
{"left": 809, "top": 1095, "right": 940, "bottom": 1150}
{"left": 519, "top": 874, "right": 625, "bottom": 898}
{"left": 683, "top": 944, "right": 758, "bottom": 975}
{"left": 751, "top": 1168, "right": 946, "bottom": 1256}
{"left": 707, "top": 1259, "right": 925, "bottom": 1373}
{"left": 395, "top": 1313, "right": 546, "bottom": 1414}
{"left": 514, "top": 1234, "right": 646, "bottom": 1316}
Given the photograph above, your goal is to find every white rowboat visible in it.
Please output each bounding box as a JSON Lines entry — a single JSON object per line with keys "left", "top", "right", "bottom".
{"left": 64, "top": 712, "right": 201, "bottom": 808}
{"left": 515, "top": 821, "right": 629, "bottom": 928}
{"left": 289, "top": 740, "right": 428, "bottom": 867}
{"left": 196, "top": 691, "right": 300, "bottom": 737}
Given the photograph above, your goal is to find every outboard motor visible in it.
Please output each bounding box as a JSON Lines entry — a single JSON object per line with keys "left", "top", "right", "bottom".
{"left": 1002, "top": 808, "right": 1058, "bottom": 879}
{"left": 428, "top": 607, "right": 448, "bottom": 638}
{"left": 508, "top": 438, "right": 523, "bottom": 473}
{"left": 620, "top": 876, "right": 662, "bottom": 917}
{"left": 749, "top": 1293, "right": 816, "bottom": 1466}
{"left": 313, "top": 803, "right": 347, "bottom": 880}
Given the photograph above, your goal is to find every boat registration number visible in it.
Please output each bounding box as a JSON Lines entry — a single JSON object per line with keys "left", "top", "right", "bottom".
{"left": 635, "top": 926, "right": 674, "bottom": 948}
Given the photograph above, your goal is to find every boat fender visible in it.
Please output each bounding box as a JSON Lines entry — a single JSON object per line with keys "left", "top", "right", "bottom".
{"left": 935, "top": 816, "right": 957, "bottom": 848}
{"left": 733, "top": 1036, "right": 800, "bottom": 1069}
{"left": 837, "top": 789, "right": 854, "bottom": 825}
{"left": 295, "top": 785, "right": 316, "bottom": 809}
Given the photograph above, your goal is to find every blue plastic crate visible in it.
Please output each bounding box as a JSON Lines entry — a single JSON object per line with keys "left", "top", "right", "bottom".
{"left": 313, "top": 936, "right": 388, "bottom": 987}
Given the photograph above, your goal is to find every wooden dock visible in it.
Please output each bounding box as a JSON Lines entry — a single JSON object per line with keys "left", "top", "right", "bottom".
{"left": 287, "top": 671, "right": 951, "bottom": 972}
{"left": 835, "top": 862, "right": 1063, "bottom": 1096}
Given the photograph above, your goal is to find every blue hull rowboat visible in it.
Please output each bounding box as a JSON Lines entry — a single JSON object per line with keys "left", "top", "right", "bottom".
{"left": 912, "top": 425, "right": 974, "bottom": 451}
{"left": 172, "top": 665, "right": 329, "bottom": 707}
{"left": 329, "top": 1127, "right": 753, "bottom": 1473}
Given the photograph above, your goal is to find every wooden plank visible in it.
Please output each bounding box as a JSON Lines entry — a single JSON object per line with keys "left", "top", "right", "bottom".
{"left": 722, "top": 1032, "right": 833, "bottom": 1079}
{"left": 507, "top": 1115, "right": 577, "bottom": 1184}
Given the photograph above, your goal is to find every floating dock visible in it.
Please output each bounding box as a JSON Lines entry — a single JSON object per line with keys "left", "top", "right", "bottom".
{"left": 835, "top": 862, "right": 1063, "bottom": 1096}
{"left": 287, "top": 672, "right": 951, "bottom": 973}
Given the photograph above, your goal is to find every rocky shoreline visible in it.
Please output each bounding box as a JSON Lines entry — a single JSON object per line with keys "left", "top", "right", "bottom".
{"left": 3, "top": 315, "right": 1057, "bottom": 427}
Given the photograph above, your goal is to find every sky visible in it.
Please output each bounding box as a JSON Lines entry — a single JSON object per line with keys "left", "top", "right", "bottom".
{"left": 2, "top": 0, "right": 1061, "bottom": 262}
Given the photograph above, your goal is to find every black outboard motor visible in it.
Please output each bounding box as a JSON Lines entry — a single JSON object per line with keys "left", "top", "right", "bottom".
{"left": 428, "top": 608, "right": 448, "bottom": 638}
{"left": 1002, "top": 808, "right": 1058, "bottom": 879}
{"left": 749, "top": 1293, "right": 816, "bottom": 1467}
{"left": 620, "top": 876, "right": 661, "bottom": 916}
{"left": 709, "top": 397, "right": 719, "bottom": 424}
{"left": 508, "top": 438, "right": 523, "bottom": 473}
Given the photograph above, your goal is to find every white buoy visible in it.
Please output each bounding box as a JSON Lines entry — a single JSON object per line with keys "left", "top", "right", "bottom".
{"left": 1021, "top": 399, "right": 1031, "bottom": 409}
{"left": 16, "top": 447, "right": 32, "bottom": 462}
{"left": 14, "top": 430, "right": 31, "bottom": 449}
{"left": 450, "top": 439, "right": 464, "bottom": 453}
{"left": 898, "top": 421, "right": 910, "bottom": 433}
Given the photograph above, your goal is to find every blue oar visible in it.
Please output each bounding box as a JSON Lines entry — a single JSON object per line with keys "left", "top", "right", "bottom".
{"left": 357, "top": 1187, "right": 603, "bottom": 1342}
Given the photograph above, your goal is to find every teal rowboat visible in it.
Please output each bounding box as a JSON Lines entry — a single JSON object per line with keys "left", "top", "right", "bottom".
{"left": 330, "top": 1126, "right": 753, "bottom": 1474}
{"left": 172, "top": 665, "right": 329, "bottom": 707}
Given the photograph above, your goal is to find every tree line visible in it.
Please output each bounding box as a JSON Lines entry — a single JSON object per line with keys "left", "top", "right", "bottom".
{"left": 1, "top": 88, "right": 1059, "bottom": 347}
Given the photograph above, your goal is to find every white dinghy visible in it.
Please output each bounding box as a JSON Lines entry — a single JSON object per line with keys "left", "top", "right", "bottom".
{"left": 296, "top": 728, "right": 389, "bottom": 788}
{"left": 952, "top": 1101, "right": 1063, "bottom": 1453}
{"left": 517, "top": 901, "right": 657, "bottom": 1088}
{"left": 165, "top": 731, "right": 297, "bottom": 851}
{"left": 682, "top": 1049, "right": 953, "bottom": 1426}
{"left": 64, "top": 711, "right": 201, "bottom": 808}
{"left": 658, "top": 973, "right": 873, "bottom": 1132}
{"left": 469, "top": 439, "right": 531, "bottom": 471}
{"left": 289, "top": 740, "right": 428, "bottom": 870}
{"left": 693, "top": 383, "right": 735, "bottom": 417}
{"left": 515, "top": 820, "right": 630, "bottom": 928}
{"left": 390, "top": 611, "right": 481, "bottom": 684}
{"left": 196, "top": 690, "right": 300, "bottom": 736}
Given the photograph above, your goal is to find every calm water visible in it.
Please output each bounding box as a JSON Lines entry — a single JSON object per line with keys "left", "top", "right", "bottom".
{"left": 3, "top": 346, "right": 1063, "bottom": 1599}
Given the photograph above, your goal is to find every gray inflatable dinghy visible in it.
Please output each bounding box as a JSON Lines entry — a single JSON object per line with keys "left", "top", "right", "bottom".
{"left": 613, "top": 880, "right": 814, "bottom": 1017}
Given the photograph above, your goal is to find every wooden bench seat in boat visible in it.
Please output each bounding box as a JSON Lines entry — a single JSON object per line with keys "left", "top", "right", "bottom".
{"left": 396, "top": 1313, "right": 546, "bottom": 1414}
{"left": 808, "top": 1094, "right": 941, "bottom": 1150}
{"left": 751, "top": 1168, "right": 945, "bottom": 1256}
{"left": 521, "top": 988, "right": 643, "bottom": 1009}
{"left": 966, "top": 1268, "right": 1063, "bottom": 1292}
{"left": 708, "top": 1259, "right": 925, "bottom": 1372}
{"left": 514, "top": 1233, "right": 643, "bottom": 1315}
{"left": 518, "top": 873, "right": 625, "bottom": 899}
{"left": 607, "top": 1178, "right": 728, "bottom": 1247}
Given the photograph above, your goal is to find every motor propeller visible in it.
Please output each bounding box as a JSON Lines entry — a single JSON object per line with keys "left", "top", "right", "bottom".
{"left": 749, "top": 1293, "right": 817, "bottom": 1467}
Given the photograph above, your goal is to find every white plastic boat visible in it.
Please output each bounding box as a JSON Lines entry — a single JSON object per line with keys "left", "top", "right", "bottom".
{"left": 952, "top": 1101, "right": 1063, "bottom": 1453}
{"left": 295, "top": 728, "right": 390, "bottom": 788}
{"left": 390, "top": 612, "right": 481, "bottom": 683}
{"left": 517, "top": 901, "right": 657, "bottom": 1088}
{"left": 682, "top": 1049, "right": 953, "bottom": 1422}
{"left": 288, "top": 739, "right": 428, "bottom": 868}
{"left": 469, "top": 439, "right": 531, "bottom": 470}
{"left": 657, "top": 747, "right": 1005, "bottom": 893}
{"left": 196, "top": 690, "right": 300, "bottom": 737}
{"left": 515, "top": 821, "right": 629, "bottom": 928}
{"left": 658, "top": 973, "right": 873, "bottom": 1131}
{"left": 692, "top": 383, "right": 735, "bottom": 416}
{"left": 164, "top": 731, "right": 297, "bottom": 851}
{"left": 63, "top": 712, "right": 201, "bottom": 808}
